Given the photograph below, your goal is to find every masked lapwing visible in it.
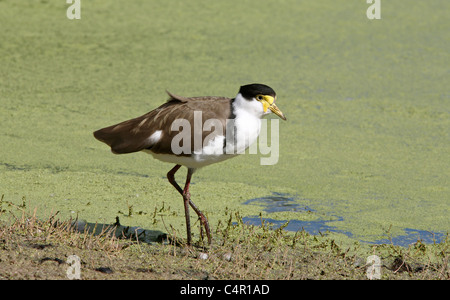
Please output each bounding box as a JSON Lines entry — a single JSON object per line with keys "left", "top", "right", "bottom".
{"left": 93, "top": 83, "right": 286, "bottom": 245}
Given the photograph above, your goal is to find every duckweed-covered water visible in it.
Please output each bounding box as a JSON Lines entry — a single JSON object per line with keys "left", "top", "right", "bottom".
{"left": 0, "top": 0, "right": 448, "bottom": 246}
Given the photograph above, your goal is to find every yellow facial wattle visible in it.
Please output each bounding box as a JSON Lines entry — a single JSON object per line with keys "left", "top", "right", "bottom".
{"left": 257, "top": 95, "right": 286, "bottom": 121}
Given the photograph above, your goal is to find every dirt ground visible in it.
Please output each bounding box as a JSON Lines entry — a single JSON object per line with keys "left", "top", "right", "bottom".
{"left": 0, "top": 209, "right": 448, "bottom": 280}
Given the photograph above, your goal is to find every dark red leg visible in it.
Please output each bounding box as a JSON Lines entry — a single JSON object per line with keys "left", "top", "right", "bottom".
{"left": 184, "top": 168, "right": 212, "bottom": 245}
{"left": 167, "top": 164, "right": 183, "bottom": 194}
{"left": 167, "top": 164, "right": 191, "bottom": 244}
{"left": 166, "top": 165, "right": 212, "bottom": 245}
{"left": 189, "top": 197, "right": 212, "bottom": 245}
{"left": 182, "top": 168, "right": 193, "bottom": 245}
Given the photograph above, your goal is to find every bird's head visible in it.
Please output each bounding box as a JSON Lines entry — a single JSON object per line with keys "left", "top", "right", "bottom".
{"left": 238, "top": 83, "right": 286, "bottom": 120}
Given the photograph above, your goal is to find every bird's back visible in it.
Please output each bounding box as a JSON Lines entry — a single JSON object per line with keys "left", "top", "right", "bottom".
{"left": 93, "top": 92, "right": 233, "bottom": 155}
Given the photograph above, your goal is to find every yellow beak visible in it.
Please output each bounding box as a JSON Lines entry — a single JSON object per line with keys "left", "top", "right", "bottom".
{"left": 261, "top": 96, "right": 287, "bottom": 121}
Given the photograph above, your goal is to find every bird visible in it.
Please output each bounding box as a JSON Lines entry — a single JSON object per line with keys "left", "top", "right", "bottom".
{"left": 93, "top": 83, "right": 286, "bottom": 245}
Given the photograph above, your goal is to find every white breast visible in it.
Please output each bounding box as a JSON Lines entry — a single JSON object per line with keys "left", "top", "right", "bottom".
{"left": 225, "top": 93, "right": 263, "bottom": 154}
{"left": 145, "top": 93, "right": 264, "bottom": 169}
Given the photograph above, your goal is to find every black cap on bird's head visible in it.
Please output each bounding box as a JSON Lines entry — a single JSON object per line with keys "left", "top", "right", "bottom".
{"left": 239, "top": 83, "right": 276, "bottom": 100}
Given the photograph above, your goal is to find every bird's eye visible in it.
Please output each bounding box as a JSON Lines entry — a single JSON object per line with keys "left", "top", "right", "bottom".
{"left": 257, "top": 95, "right": 264, "bottom": 101}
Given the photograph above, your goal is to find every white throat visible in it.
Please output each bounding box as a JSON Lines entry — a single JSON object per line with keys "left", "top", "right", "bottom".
{"left": 232, "top": 93, "right": 265, "bottom": 119}
{"left": 226, "top": 93, "right": 263, "bottom": 154}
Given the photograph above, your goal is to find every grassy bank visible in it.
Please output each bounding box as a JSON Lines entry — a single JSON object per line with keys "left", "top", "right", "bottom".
{"left": 0, "top": 204, "right": 448, "bottom": 280}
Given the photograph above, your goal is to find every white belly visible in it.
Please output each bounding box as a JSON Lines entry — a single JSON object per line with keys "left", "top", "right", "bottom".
{"left": 146, "top": 150, "right": 236, "bottom": 169}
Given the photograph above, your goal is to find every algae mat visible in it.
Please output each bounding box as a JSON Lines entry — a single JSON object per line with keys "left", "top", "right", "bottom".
{"left": 0, "top": 0, "right": 448, "bottom": 245}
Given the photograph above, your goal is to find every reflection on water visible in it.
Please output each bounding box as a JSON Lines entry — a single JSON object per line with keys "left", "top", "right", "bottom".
{"left": 242, "top": 192, "right": 352, "bottom": 237}
{"left": 242, "top": 216, "right": 353, "bottom": 237}
{"left": 369, "top": 228, "right": 448, "bottom": 247}
{"left": 242, "top": 193, "right": 447, "bottom": 247}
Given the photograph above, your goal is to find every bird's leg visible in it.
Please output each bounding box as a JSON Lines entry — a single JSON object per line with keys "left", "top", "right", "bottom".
{"left": 184, "top": 168, "right": 211, "bottom": 245}
{"left": 188, "top": 198, "right": 212, "bottom": 245}
{"left": 166, "top": 165, "right": 211, "bottom": 245}
{"left": 167, "top": 164, "right": 183, "bottom": 194}
{"left": 167, "top": 164, "right": 192, "bottom": 245}
{"left": 182, "top": 168, "right": 193, "bottom": 245}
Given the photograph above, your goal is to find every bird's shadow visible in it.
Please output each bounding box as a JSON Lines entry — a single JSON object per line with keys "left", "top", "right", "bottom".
{"left": 72, "top": 217, "right": 169, "bottom": 245}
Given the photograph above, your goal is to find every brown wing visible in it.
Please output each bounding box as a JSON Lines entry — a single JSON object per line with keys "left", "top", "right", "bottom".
{"left": 93, "top": 92, "right": 233, "bottom": 155}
